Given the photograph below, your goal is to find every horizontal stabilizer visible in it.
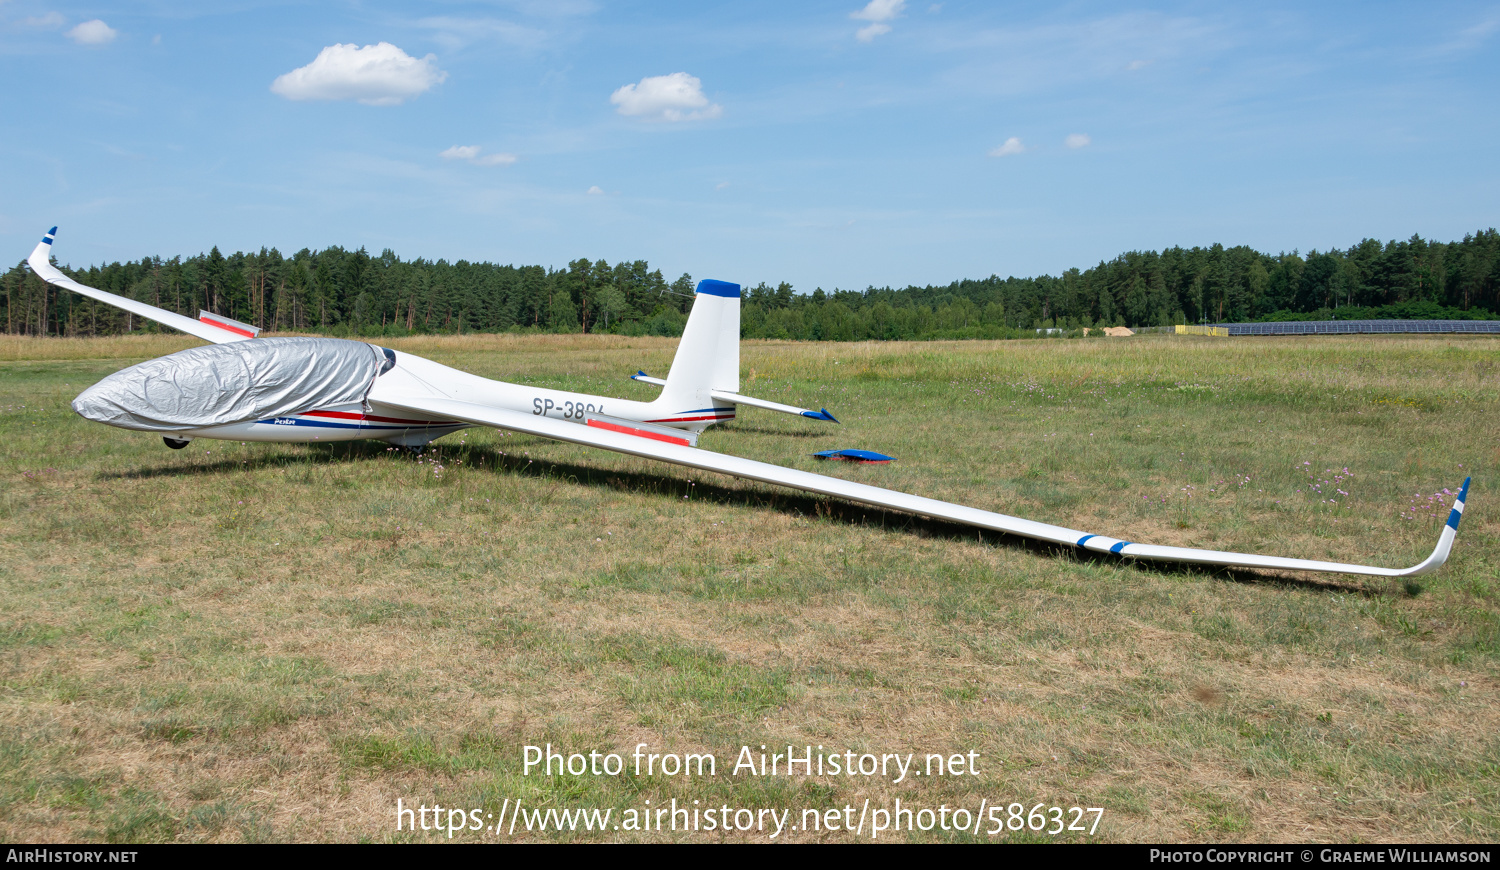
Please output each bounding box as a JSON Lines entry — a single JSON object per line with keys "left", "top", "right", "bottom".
{"left": 632, "top": 371, "right": 837, "bottom": 422}
{"left": 709, "top": 389, "right": 839, "bottom": 422}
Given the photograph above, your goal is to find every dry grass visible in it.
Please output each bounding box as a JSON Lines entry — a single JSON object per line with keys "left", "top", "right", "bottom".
{"left": 0, "top": 333, "right": 1496, "bottom": 842}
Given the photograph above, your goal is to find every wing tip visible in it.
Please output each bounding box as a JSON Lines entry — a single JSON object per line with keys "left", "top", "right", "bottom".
{"left": 802, "top": 408, "right": 839, "bottom": 423}
{"left": 1446, "top": 476, "right": 1472, "bottom": 531}
{"left": 42, "top": 226, "right": 57, "bottom": 245}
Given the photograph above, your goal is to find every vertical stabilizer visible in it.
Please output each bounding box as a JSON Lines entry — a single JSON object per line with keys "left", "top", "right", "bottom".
{"left": 651, "top": 280, "right": 740, "bottom": 429}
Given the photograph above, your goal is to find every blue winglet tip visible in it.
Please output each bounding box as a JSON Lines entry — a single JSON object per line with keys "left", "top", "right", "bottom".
{"left": 43, "top": 226, "right": 57, "bottom": 244}
{"left": 47, "top": 226, "right": 57, "bottom": 236}
{"left": 631, "top": 370, "right": 648, "bottom": 380}
{"left": 1446, "top": 477, "right": 1472, "bottom": 531}
{"left": 802, "top": 409, "right": 839, "bottom": 423}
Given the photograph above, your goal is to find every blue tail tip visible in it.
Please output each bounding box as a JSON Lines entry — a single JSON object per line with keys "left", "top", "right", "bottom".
{"left": 1459, "top": 476, "right": 1471, "bottom": 501}
{"left": 696, "top": 279, "right": 741, "bottom": 298}
{"left": 47, "top": 226, "right": 57, "bottom": 235}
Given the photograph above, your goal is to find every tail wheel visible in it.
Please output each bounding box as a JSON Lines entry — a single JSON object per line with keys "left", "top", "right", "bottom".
{"left": 163, "top": 437, "right": 190, "bottom": 450}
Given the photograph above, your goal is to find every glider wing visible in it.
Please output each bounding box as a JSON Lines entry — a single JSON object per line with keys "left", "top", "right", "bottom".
{"left": 27, "top": 228, "right": 254, "bottom": 345}
{"left": 375, "top": 393, "right": 1467, "bottom": 579}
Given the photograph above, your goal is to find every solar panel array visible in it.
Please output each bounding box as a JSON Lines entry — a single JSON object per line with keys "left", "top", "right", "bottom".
{"left": 1213, "top": 320, "right": 1500, "bottom": 336}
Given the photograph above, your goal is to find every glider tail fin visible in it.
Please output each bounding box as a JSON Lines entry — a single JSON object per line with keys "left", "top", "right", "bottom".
{"left": 654, "top": 280, "right": 741, "bottom": 418}
{"left": 641, "top": 280, "right": 838, "bottom": 426}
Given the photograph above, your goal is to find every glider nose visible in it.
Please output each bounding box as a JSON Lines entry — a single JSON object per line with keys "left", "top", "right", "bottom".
{"left": 71, "top": 381, "right": 118, "bottom": 425}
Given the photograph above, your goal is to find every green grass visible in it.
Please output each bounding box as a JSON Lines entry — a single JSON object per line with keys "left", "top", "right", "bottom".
{"left": 0, "top": 332, "right": 1496, "bottom": 842}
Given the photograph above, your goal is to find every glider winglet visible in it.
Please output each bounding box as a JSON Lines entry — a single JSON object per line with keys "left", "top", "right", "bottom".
{"left": 1448, "top": 477, "right": 1471, "bottom": 531}
{"left": 1403, "top": 476, "right": 1471, "bottom": 576}
{"left": 27, "top": 227, "right": 256, "bottom": 345}
{"left": 801, "top": 408, "right": 840, "bottom": 423}
{"left": 631, "top": 371, "right": 668, "bottom": 387}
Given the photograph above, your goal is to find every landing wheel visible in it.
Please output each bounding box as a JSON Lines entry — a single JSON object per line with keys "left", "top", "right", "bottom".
{"left": 163, "top": 437, "right": 190, "bottom": 450}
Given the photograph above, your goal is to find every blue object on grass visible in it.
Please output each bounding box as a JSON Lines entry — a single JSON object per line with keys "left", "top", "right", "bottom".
{"left": 812, "top": 449, "right": 895, "bottom": 463}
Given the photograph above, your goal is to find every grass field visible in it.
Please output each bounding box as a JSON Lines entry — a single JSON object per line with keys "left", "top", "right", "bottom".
{"left": 1, "top": 332, "right": 1496, "bottom": 843}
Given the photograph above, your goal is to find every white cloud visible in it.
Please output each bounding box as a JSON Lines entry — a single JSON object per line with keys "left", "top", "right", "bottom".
{"left": 24, "top": 12, "right": 66, "bottom": 28}
{"left": 1126, "top": 59, "right": 1152, "bottom": 71}
{"left": 852, "top": 0, "right": 905, "bottom": 22}
{"left": 1064, "top": 133, "right": 1091, "bottom": 149}
{"left": 988, "top": 137, "right": 1024, "bottom": 157}
{"left": 66, "top": 19, "right": 116, "bottom": 45}
{"left": 715, "top": 181, "right": 730, "bottom": 190}
{"left": 610, "top": 72, "right": 722, "bottom": 122}
{"left": 587, "top": 186, "right": 604, "bottom": 195}
{"left": 440, "top": 145, "right": 517, "bottom": 166}
{"left": 852, "top": 0, "right": 904, "bottom": 41}
{"left": 271, "top": 43, "right": 446, "bottom": 106}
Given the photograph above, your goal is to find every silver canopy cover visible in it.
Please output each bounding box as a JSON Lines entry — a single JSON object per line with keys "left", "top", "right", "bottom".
{"left": 72, "top": 337, "right": 389, "bottom": 432}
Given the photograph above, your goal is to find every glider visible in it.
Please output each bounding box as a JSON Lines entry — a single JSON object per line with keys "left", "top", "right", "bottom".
{"left": 28, "top": 227, "right": 1469, "bottom": 578}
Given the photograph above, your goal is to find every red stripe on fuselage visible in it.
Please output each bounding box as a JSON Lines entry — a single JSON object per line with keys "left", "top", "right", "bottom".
{"left": 301, "top": 409, "right": 457, "bottom": 426}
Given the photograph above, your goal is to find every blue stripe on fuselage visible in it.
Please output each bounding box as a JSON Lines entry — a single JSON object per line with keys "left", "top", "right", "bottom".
{"left": 255, "top": 417, "right": 463, "bottom": 431}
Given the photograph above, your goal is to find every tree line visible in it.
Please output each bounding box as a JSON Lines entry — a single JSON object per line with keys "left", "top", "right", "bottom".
{"left": 4, "top": 229, "right": 1496, "bottom": 341}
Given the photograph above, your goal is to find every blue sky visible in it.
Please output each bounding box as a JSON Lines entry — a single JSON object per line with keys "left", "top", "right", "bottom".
{"left": 3, "top": 1, "right": 1497, "bottom": 292}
